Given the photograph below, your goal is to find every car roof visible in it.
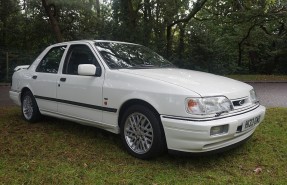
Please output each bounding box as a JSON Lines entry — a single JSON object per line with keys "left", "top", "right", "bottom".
{"left": 50, "top": 40, "right": 139, "bottom": 47}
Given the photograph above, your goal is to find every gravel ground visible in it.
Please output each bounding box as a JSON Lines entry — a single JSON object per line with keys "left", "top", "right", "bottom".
{"left": 1, "top": 83, "right": 287, "bottom": 108}
{"left": 248, "top": 82, "right": 287, "bottom": 108}
{"left": 0, "top": 86, "right": 15, "bottom": 107}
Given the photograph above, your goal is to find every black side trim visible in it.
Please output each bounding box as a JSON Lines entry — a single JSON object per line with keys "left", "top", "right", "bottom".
{"left": 34, "top": 95, "right": 117, "bottom": 113}
{"left": 162, "top": 104, "right": 260, "bottom": 122}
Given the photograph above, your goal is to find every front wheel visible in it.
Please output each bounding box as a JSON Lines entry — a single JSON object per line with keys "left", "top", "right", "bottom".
{"left": 21, "top": 91, "right": 41, "bottom": 122}
{"left": 120, "top": 105, "right": 166, "bottom": 159}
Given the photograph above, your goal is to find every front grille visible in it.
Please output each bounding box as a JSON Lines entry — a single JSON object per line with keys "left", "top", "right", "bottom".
{"left": 233, "top": 99, "right": 246, "bottom": 106}
{"left": 231, "top": 97, "right": 251, "bottom": 110}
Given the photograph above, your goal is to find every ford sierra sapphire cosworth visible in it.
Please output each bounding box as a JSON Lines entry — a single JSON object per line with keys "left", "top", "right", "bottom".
{"left": 10, "top": 40, "right": 266, "bottom": 159}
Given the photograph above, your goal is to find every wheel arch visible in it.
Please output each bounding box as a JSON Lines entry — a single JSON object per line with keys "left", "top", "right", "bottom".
{"left": 20, "top": 86, "right": 41, "bottom": 122}
{"left": 118, "top": 98, "right": 168, "bottom": 157}
{"left": 20, "top": 87, "right": 33, "bottom": 103}
{"left": 118, "top": 99, "right": 161, "bottom": 127}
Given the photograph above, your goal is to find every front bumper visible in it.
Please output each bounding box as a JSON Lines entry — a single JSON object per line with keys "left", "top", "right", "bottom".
{"left": 161, "top": 105, "right": 266, "bottom": 153}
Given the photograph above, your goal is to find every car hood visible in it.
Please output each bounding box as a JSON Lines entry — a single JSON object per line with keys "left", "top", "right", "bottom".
{"left": 119, "top": 68, "right": 252, "bottom": 99}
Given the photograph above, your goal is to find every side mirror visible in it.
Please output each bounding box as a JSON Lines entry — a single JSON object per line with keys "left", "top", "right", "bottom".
{"left": 78, "top": 64, "right": 96, "bottom": 76}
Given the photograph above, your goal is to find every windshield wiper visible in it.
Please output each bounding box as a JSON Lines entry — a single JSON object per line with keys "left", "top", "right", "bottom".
{"left": 128, "top": 64, "right": 155, "bottom": 69}
{"left": 141, "top": 64, "right": 154, "bottom": 67}
{"left": 160, "top": 63, "right": 175, "bottom": 68}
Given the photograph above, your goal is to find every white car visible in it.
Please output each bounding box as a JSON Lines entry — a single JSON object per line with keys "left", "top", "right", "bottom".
{"left": 10, "top": 40, "right": 266, "bottom": 159}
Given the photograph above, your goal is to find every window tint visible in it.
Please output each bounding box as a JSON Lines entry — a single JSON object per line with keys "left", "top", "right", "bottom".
{"left": 63, "top": 44, "right": 100, "bottom": 75}
{"left": 36, "top": 46, "right": 66, "bottom": 73}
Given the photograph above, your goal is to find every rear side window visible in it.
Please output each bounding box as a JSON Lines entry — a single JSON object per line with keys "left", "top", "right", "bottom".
{"left": 36, "top": 46, "right": 66, "bottom": 73}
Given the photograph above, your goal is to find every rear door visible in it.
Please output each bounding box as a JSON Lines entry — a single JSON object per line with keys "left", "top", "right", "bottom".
{"left": 56, "top": 43, "right": 104, "bottom": 123}
{"left": 30, "top": 45, "right": 67, "bottom": 112}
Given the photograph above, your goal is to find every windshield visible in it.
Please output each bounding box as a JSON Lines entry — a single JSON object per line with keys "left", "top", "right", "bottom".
{"left": 94, "top": 42, "right": 174, "bottom": 69}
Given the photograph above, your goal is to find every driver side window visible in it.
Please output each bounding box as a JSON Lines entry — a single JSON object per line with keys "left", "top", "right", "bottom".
{"left": 63, "top": 44, "right": 101, "bottom": 75}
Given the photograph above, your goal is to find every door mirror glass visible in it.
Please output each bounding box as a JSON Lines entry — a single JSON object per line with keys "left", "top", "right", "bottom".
{"left": 78, "top": 64, "right": 96, "bottom": 76}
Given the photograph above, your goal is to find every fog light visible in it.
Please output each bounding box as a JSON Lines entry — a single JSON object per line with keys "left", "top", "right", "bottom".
{"left": 210, "top": 125, "right": 229, "bottom": 136}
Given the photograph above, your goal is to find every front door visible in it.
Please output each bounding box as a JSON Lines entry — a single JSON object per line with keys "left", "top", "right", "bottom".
{"left": 56, "top": 44, "right": 104, "bottom": 123}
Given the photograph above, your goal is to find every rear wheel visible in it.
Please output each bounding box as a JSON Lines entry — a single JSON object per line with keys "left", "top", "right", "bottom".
{"left": 21, "top": 91, "right": 41, "bottom": 122}
{"left": 120, "top": 105, "right": 165, "bottom": 159}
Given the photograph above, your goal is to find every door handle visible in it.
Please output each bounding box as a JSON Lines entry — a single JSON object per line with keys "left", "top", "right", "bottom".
{"left": 60, "top": 78, "right": 66, "bottom": 82}
{"left": 32, "top": 75, "right": 37, "bottom": 79}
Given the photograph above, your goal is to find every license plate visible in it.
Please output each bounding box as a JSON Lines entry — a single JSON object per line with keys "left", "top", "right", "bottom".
{"left": 243, "top": 115, "right": 261, "bottom": 131}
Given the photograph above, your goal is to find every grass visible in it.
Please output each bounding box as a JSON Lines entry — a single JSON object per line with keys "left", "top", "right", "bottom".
{"left": 227, "top": 75, "right": 287, "bottom": 82}
{"left": 0, "top": 107, "right": 286, "bottom": 184}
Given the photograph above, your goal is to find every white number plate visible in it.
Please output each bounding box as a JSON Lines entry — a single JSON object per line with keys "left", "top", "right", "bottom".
{"left": 243, "top": 115, "right": 261, "bottom": 131}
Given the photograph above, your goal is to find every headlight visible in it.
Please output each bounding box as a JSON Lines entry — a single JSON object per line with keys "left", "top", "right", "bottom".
{"left": 186, "top": 96, "right": 234, "bottom": 115}
{"left": 250, "top": 89, "right": 258, "bottom": 104}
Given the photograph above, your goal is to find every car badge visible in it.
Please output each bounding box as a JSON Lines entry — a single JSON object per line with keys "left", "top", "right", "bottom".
{"left": 238, "top": 100, "right": 245, "bottom": 106}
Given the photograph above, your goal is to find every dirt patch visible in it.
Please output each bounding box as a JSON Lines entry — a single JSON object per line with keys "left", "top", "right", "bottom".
{"left": 0, "top": 86, "right": 15, "bottom": 107}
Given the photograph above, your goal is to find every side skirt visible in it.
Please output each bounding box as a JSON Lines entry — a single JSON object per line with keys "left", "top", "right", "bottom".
{"left": 39, "top": 109, "right": 120, "bottom": 134}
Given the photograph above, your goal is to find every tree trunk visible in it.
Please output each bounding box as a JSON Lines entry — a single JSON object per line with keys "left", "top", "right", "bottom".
{"left": 95, "top": 0, "right": 100, "bottom": 18}
{"left": 120, "top": 0, "right": 140, "bottom": 42}
{"left": 143, "top": 0, "right": 151, "bottom": 45}
{"left": 41, "top": 0, "right": 63, "bottom": 42}
{"left": 0, "top": 0, "right": 8, "bottom": 50}
{"left": 178, "top": 24, "right": 186, "bottom": 60}
{"left": 165, "top": 0, "right": 208, "bottom": 58}
{"left": 238, "top": 24, "right": 256, "bottom": 66}
{"left": 238, "top": 43, "right": 243, "bottom": 67}
{"left": 166, "top": 26, "right": 172, "bottom": 58}
{"left": 154, "top": 0, "right": 165, "bottom": 54}
{"left": 1, "top": 19, "right": 7, "bottom": 49}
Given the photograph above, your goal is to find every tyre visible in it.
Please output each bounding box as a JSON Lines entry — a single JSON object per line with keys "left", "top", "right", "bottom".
{"left": 120, "top": 105, "right": 166, "bottom": 159}
{"left": 21, "top": 91, "right": 41, "bottom": 122}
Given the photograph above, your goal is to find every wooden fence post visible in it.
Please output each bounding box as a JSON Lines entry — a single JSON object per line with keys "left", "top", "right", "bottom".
{"left": 6, "top": 52, "right": 9, "bottom": 81}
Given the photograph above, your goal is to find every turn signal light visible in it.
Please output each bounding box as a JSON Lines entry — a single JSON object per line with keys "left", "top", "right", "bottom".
{"left": 188, "top": 99, "right": 197, "bottom": 108}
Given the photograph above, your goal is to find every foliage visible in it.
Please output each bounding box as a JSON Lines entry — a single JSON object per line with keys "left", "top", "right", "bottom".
{"left": 0, "top": 0, "right": 287, "bottom": 81}
{"left": 0, "top": 107, "right": 287, "bottom": 184}
{"left": 227, "top": 74, "right": 287, "bottom": 82}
